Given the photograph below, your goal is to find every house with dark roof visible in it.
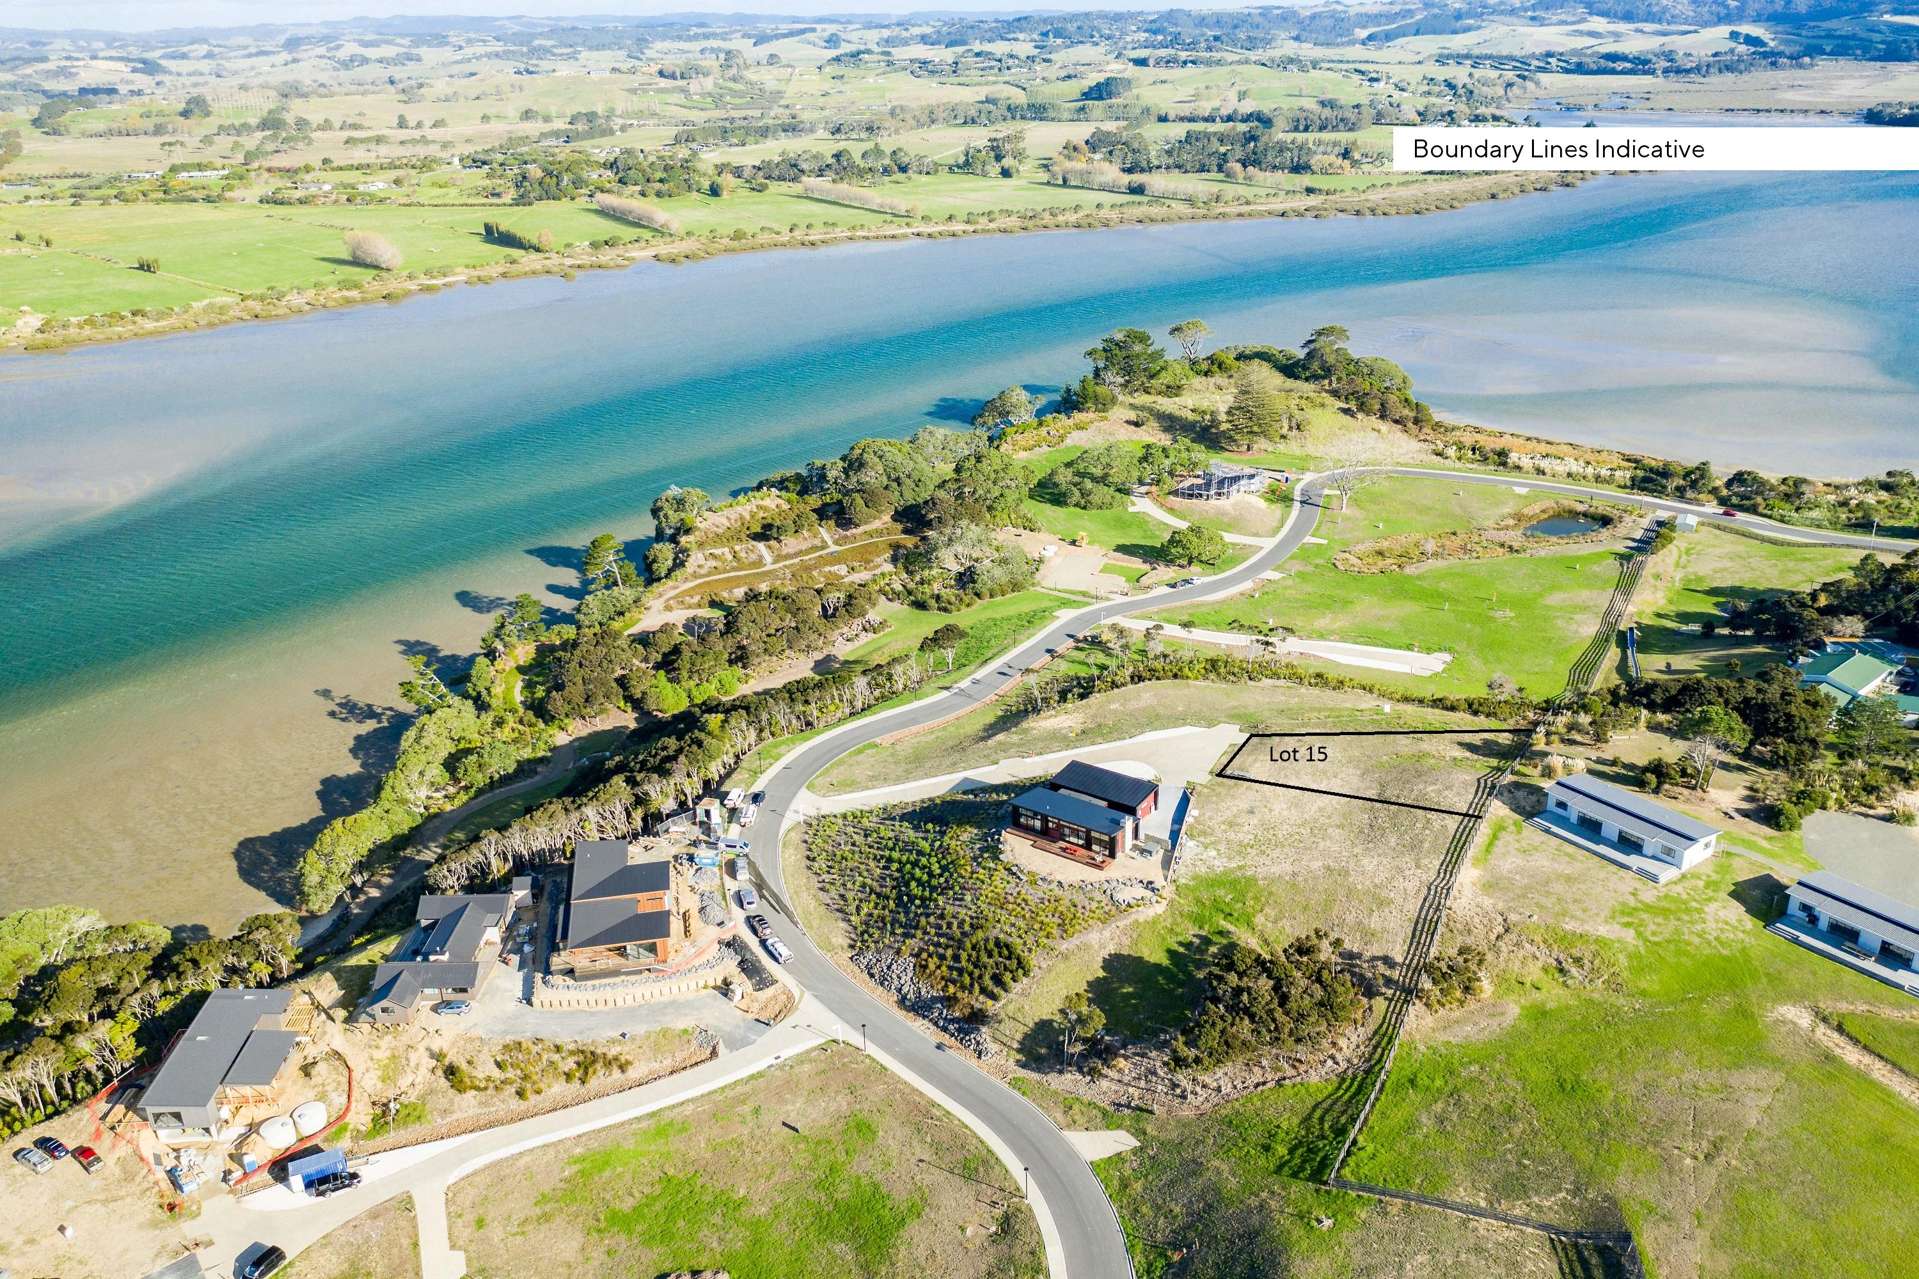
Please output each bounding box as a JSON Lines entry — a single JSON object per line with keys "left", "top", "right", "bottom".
{"left": 354, "top": 881, "right": 528, "bottom": 1025}
{"left": 559, "top": 839, "right": 675, "bottom": 974}
{"left": 1006, "top": 761, "right": 1160, "bottom": 868}
{"left": 1532, "top": 774, "right": 1721, "bottom": 884}
{"left": 136, "top": 989, "right": 298, "bottom": 1136}
{"left": 1774, "top": 871, "right": 1919, "bottom": 997}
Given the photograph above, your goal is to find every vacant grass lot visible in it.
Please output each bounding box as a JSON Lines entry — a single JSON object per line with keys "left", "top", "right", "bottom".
{"left": 1159, "top": 476, "right": 1625, "bottom": 699}
{"left": 448, "top": 1047, "right": 1043, "bottom": 1279}
{"left": 287, "top": 1194, "right": 421, "bottom": 1279}
{"left": 1347, "top": 827, "right": 1919, "bottom": 1279}
{"left": 1635, "top": 527, "right": 1871, "bottom": 677}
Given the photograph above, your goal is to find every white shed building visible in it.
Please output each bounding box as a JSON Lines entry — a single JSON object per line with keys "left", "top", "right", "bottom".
{"left": 1533, "top": 775, "right": 1721, "bottom": 884}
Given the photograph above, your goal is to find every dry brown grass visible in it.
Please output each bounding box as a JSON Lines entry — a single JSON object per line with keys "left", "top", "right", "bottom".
{"left": 287, "top": 1194, "right": 421, "bottom": 1279}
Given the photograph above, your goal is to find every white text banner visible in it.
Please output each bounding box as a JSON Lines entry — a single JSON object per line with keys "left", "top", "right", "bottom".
{"left": 1392, "top": 126, "right": 1919, "bottom": 172}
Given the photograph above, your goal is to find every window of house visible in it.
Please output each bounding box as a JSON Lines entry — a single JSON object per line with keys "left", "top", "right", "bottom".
{"left": 1553, "top": 798, "right": 1569, "bottom": 812}
{"left": 1616, "top": 831, "right": 1645, "bottom": 854}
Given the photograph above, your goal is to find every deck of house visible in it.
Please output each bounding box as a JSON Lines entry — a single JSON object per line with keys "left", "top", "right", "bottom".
{"left": 1528, "top": 812, "right": 1681, "bottom": 884}
{"left": 1768, "top": 918, "right": 1919, "bottom": 998}
{"left": 1001, "top": 829, "right": 1113, "bottom": 871}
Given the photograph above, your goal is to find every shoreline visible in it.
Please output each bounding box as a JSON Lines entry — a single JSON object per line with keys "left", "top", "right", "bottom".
{"left": 4, "top": 171, "right": 1579, "bottom": 356}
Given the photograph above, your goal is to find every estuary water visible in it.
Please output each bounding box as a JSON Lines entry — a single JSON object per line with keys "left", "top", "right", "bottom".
{"left": 2, "top": 170, "right": 1916, "bottom": 926}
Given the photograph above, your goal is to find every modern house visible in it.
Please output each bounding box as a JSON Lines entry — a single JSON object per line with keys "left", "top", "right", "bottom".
{"left": 1532, "top": 774, "right": 1721, "bottom": 884}
{"left": 355, "top": 881, "right": 527, "bottom": 1025}
{"left": 558, "top": 839, "right": 675, "bottom": 974}
{"left": 136, "top": 989, "right": 299, "bottom": 1137}
{"left": 1772, "top": 872, "right": 1919, "bottom": 997}
{"left": 1173, "top": 461, "right": 1269, "bottom": 502}
{"left": 1006, "top": 761, "right": 1160, "bottom": 869}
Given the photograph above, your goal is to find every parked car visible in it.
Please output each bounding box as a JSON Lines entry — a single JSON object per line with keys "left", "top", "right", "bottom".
{"left": 716, "top": 836, "right": 750, "bottom": 853}
{"left": 738, "top": 804, "right": 758, "bottom": 829}
{"left": 1174, "top": 577, "right": 1201, "bottom": 588}
{"left": 73, "top": 1145, "right": 102, "bottom": 1173}
{"left": 434, "top": 1000, "right": 473, "bottom": 1016}
{"left": 1720, "top": 508, "right": 1738, "bottom": 518}
{"left": 308, "top": 1169, "right": 362, "bottom": 1199}
{"left": 12, "top": 1146, "right": 52, "bottom": 1174}
{"left": 764, "top": 936, "right": 793, "bottom": 964}
{"left": 723, "top": 787, "right": 745, "bottom": 809}
{"left": 32, "top": 1135, "right": 69, "bottom": 1160}
{"left": 746, "top": 914, "right": 772, "bottom": 940}
{"left": 243, "top": 1245, "right": 288, "bottom": 1279}
{"left": 737, "top": 886, "right": 759, "bottom": 910}
{"left": 732, "top": 855, "right": 754, "bottom": 884}
{"left": 749, "top": 791, "right": 766, "bottom": 807}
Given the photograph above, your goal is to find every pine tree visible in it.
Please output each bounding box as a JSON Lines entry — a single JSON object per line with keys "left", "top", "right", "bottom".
{"left": 1218, "top": 365, "right": 1285, "bottom": 449}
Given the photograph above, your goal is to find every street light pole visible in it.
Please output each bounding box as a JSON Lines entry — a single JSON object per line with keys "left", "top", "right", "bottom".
{"left": 860, "top": 1022, "right": 867, "bottom": 1053}
{"left": 1023, "top": 1166, "right": 1031, "bottom": 1200}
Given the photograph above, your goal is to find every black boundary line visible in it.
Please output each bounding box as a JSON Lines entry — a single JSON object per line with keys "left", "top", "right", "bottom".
{"left": 1215, "top": 726, "right": 1531, "bottom": 818}
{"left": 1239, "top": 727, "right": 1529, "bottom": 738}
{"left": 1214, "top": 772, "right": 1481, "bottom": 819}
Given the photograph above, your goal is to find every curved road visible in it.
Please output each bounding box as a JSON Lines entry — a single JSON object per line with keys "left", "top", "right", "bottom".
{"left": 741, "top": 467, "right": 1910, "bottom": 1278}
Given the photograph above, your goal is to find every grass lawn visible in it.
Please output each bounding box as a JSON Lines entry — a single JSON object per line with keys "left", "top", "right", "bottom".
{"left": 1635, "top": 527, "right": 1871, "bottom": 677}
{"left": 1157, "top": 476, "right": 1624, "bottom": 699}
{"left": 447, "top": 1046, "right": 1043, "bottom": 1279}
{"left": 842, "top": 588, "right": 1078, "bottom": 668}
{"left": 287, "top": 1193, "right": 420, "bottom": 1279}
{"left": 1832, "top": 1008, "right": 1919, "bottom": 1077}
{"left": 1344, "top": 834, "right": 1919, "bottom": 1278}
{"left": 1021, "top": 495, "right": 1168, "bottom": 559}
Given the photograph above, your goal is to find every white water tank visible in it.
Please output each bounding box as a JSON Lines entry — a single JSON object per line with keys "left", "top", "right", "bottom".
{"left": 258, "top": 1115, "right": 298, "bottom": 1149}
{"left": 290, "top": 1101, "right": 328, "bottom": 1138}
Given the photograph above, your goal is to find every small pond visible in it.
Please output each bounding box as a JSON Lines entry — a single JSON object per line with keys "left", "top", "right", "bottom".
{"left": 1527, "top": 515, "right": 1605, "bottom": 537}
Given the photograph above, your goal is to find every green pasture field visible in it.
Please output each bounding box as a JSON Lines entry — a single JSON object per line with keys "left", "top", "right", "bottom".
{"left": 1156, "top": 475, "right": 1619, "bottom": 698}
{"left": 1346, "top": 833, "right": 1919, "bottom": 1278}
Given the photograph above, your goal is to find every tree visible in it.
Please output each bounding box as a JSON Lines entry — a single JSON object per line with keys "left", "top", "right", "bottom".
{"left": 920, "top": 622, "right": 967, "bottom": 672}
{"left": 343, "top": 229, "right": 403, "bottom": 271}
{"left": 1216, "top": 364, "right": 1286, "bottom": 450}
{"left": 398, "top": 653, "right": 454, "bottom": 711}
{"left": 1168, "top": 318, "right": 1210, "bottom": 361}
{"left": 180, "top": 93, "right": 212, "bottom": 120}
{"left": 973, "top": 385, "right": 1038, "bottom": 430}
{"left": 1161, "top": 524, "right": 1228, "bottom": 567}
{"left": 650, "top": 486, "right": 710, "bottom": 540}
{"left": 1059, "top": 990, "right": 1106, "bottom": 1068}
{"left": 1301, "top": 323, "right": 1351, "bottom": 377}
{"left": 1084, "top": 328, "right": 1168, "bottom": 393}
{"left": 1059, "top": 375, "right": 1117, "bottom": 415}
{"left": 1676, "top": 704, "right": 1751, "bottom": 787}
{"left": 1833, "top": 695, "right": 1912, "bottom": 763}
{"left": 580, "top": 533, "right": 628, "bottom": 592}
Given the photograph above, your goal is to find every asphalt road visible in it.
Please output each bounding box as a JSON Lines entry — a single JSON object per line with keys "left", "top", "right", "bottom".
{"left": 740, "top": 466, "right": 1907, "bottom": 1279}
